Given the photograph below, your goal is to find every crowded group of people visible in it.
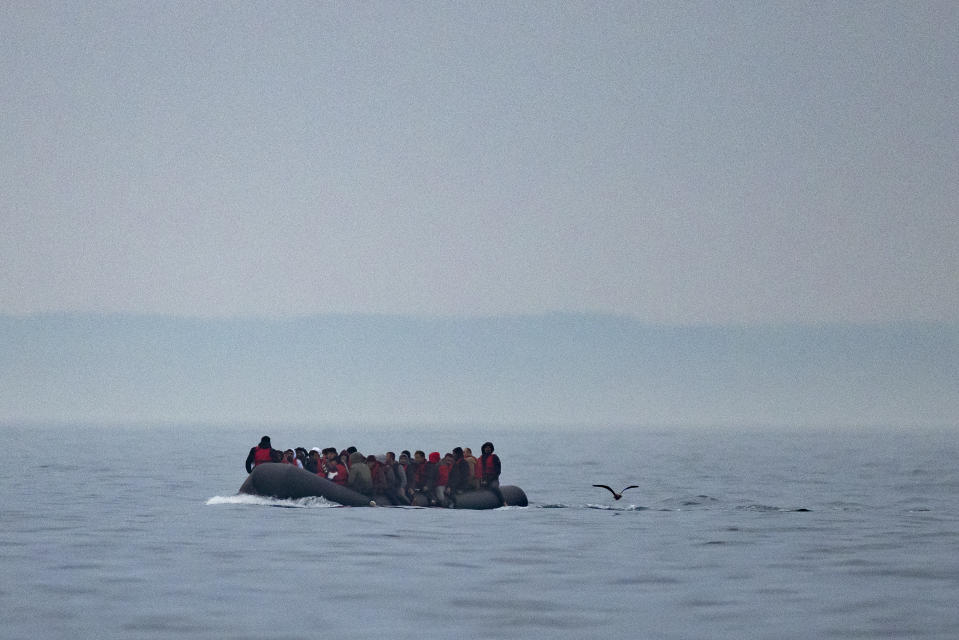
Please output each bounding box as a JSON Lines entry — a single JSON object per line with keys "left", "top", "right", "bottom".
{"left": 244, "top": 435, "right": 502, "bottom": 507}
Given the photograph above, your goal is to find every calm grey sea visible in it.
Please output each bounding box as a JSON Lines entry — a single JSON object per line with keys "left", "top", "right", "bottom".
{"left": 2, "top": 423, "right": 959, "bottom": 640}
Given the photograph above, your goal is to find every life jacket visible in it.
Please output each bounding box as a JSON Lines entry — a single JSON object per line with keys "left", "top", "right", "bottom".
{"left": 332, "top": 463, "right": 348, "bottom": 485}
{"left": 436, "top": 464, "right": 450, "bottom": 486}
{"left": 411, "top": 462, "right": 429, "bottom": 489}
{"left": 367, "top": 462, "right": 382, "bottom": 491}
{"left": 253, "top": 446, "right": 273, "bottom": 467}
{"left": 478, "top": 454, "right": 497, "bottom": 479}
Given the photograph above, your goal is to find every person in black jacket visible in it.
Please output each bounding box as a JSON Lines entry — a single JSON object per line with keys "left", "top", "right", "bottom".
{"left": 477, "top": 441, "right": 501, "bottom": 488}
{"left": 245, "top": 436, "right": 275, "bottom": 473}
{"left": 446, "top": 447, "right": 472, "bottom": 501}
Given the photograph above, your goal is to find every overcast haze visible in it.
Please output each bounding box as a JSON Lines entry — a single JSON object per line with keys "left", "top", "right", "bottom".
{"left": 2, "top": 3, "right": 958, "bottom": 427}
{"left": 3, "top": 2, "right": 957, "bottom": 323}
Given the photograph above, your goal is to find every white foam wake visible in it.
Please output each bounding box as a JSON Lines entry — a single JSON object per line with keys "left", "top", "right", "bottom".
{"left": 205, "top": 494, "right": 338, "bottom": 508}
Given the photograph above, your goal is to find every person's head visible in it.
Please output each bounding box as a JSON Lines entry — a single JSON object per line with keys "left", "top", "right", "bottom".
{"left": 482, "top": 441, "right": 494, "bottom": 455}
{"left": 414, "top": 450, "right": 426, "bottom": 463}
{"left": 346, "top": 446, "right": 357, "bottom": 455}
{"left": 295, "top": 447, "right": 307, "bottom": 459}
{"left": 283, "top": 449, "right": 295, "bottom": 460}
{"left": 399, "top": 452, "right": 410, "bottom": 465}
{"left": 463, "top": 447, "right": 473, "bottom": 458}
{"left": 367, "top": 454, "right": 377, "bottom": 465}
{"left": 324, "top": 448, "right": 337, "bottom": 461}
{"left": 259, "top": 436, "right": 271, "bottom": 448}
{"left": 428, "top": 452, "right": 440, "bottom": 464}
{"left": 309, "top": 448, "right": 321, "bottom": 459}
{"left": 401, "top": 450, "right": 411, "bottom": 459}
{"left": 442, "top": 453, "right": 453, "bottom": 464}
{"left": 452, "top": 446, "right": 463, "bottom": 460}
{"left": 386, "top": 451, "right": 396, "bottom": 463}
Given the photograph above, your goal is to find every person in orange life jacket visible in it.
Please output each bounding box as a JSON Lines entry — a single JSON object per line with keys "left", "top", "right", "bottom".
{"left": 463, "top": 447, "right": 480, "bottom": 490}
{"left": 245, "top": 436, "right": 275, "bottom": 473}
{"left": 476, "top": 441, "right": 501, "bottom": 489}
{"left": 322, "top": 448, "right": 348, "bottom": 485}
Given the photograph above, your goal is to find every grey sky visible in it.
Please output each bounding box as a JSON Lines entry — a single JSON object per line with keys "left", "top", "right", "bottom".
{"left": 3, "top": 2, "right": 957, "bottom": 323}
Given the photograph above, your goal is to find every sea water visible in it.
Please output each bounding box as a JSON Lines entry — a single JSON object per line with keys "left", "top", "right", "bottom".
{"left": 2, "top": 423, "right": 959, "bottom": 639}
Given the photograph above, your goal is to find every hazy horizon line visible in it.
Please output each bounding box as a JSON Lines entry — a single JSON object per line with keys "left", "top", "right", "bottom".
{"left": 3, "top": 309, "right": 956, "bottom": 330}
{"left": 2, "top": 417, "right": 952, "bottom": 432}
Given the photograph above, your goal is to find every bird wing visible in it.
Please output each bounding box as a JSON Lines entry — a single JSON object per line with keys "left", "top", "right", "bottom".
{"left": 621, "top": 485, "right": 639, "bottom": 492}
{"left": 592, "top": 484, "right": 616, "bottom": 496}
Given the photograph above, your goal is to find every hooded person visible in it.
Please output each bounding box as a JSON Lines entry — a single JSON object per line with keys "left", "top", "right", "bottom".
{"left": 245, "top": 436, "right": 274, "bottom": 473}
{"left": 347, "top": 451, "right": 373, "bottom": 497}
{"left": 476, "top": 441, "right": 502, "bottom": 489}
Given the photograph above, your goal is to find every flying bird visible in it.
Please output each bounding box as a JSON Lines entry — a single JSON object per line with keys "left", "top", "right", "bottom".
{"left": 593, "top": 484, "right": 638, "bottom": 500}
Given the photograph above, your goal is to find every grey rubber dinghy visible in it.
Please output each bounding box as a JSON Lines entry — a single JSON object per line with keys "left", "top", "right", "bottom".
{"left": 239, "top": 463, "right": 528, "bottom": 509}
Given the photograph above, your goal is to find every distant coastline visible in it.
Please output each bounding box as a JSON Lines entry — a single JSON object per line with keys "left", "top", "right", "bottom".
{"left": 2, "top": 313, "right": 956, "bottom": 428}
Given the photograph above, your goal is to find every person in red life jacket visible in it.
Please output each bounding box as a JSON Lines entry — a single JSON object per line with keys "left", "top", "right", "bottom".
{"left": 476, "top": 441, "right": 502, "bottom": 489}
{"left": 434, "top": 453, "right": 453, "bottom": 507}
{"left": 368, "top": 454, "right": 388, "bottom": 496}
{"left": 245, "top": 436, "right": 275, "bottom": 473}
{"left": 281, "top": 449, "right": 299, "bottom": 466}
{"left": 322, "top": 448, "right": 349, "bottom": 485}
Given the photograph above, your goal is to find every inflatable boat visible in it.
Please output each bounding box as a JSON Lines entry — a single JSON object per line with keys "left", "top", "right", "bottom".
{"left": 239, "top": 463, "right": 528, "bottom": 509}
